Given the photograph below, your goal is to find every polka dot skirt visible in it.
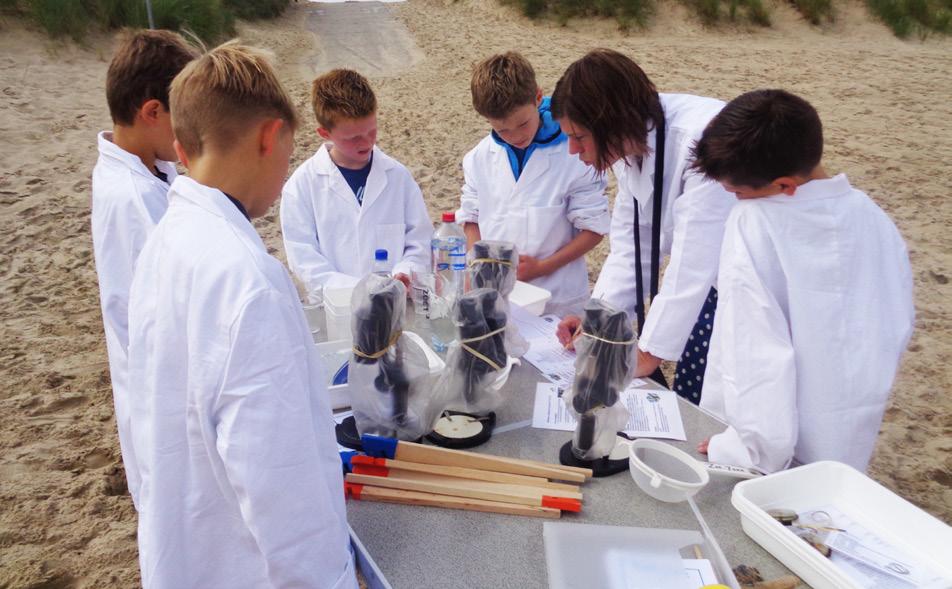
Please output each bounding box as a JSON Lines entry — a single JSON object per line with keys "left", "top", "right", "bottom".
{"left": 673, "top": 288, "right": 717, "bottom": 405}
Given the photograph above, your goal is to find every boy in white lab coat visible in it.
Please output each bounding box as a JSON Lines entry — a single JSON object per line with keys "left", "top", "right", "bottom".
{"left": 126, "top": 43, "right": 357, "bottom": 588}
{"left": 90, "top": 30, "right": 198, "bottom": 509}
{"left": 458, "top": 52, "right": 609, "bottom": 316}
{"left": 280, "top": 69, "right": 432, "bottom": 295}
{"left": 691, "top": 89, "right": 915, "bottom": 474}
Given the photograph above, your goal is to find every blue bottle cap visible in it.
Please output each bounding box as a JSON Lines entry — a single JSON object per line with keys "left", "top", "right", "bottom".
{"left": 374, "top": 249, "right": 388, "bottom": 261}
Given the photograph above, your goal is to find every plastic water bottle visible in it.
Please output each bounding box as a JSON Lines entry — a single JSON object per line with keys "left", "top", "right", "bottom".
{"left": 373, "top": 249, "right": 390, "bottom": 276}
{"left": 431, "top": 212, "right": 466, "bottom": 301}
{"left": 430, "top": 212, "right": 466, "bottom": 353}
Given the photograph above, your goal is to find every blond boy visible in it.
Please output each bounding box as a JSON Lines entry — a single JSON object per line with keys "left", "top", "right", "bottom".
{"left": 457, "top": 52, "right": 609, "bottom": 316}
{"left": 126, "top": 43, "right": 357, "bottom": 588}
{"left": 281, "top": 69, "right": 432, "bottom": 294}
{"left": 90, "top": 29, "right": 197, "bottom": 509}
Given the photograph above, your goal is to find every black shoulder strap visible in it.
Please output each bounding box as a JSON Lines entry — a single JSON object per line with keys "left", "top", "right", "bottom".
{"left": 633, "top": 114, "right": 666, "bottom": 335}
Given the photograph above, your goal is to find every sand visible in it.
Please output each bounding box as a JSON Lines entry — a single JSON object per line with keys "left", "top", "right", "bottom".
{"left": 0, "top": 0, "right": 949, "bottom": 586}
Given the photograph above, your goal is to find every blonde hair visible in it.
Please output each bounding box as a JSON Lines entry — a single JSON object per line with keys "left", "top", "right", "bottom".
{"left": 170, "top": 41, "right": 298, "bottom": 157}
{"left": 470, "top": 52, "right": 538, "bottom": 119}
{"left": 310, "top": 69, "right": 377, "bottom": 129}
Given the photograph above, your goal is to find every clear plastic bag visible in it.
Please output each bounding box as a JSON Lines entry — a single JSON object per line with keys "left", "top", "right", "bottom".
{"left": 349, "top": 274, "right": 448, "bottom": 440}
{"left": 468, "top": 240, "right": 528, "bottom": 358}
{"left": 562, "top": 299, "right": 638, "bottom": 460}
{"left": 439, "top": 287, "right": 519, "bottom": 415}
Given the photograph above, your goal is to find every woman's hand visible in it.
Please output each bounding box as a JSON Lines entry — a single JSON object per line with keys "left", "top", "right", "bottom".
{"left": 556, "top": 315, "right": 581, "bottom": 350}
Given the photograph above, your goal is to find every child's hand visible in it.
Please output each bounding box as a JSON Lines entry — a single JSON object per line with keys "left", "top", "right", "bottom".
{"left": 697, "top": 438, "right": 710, "bottom": 455}
{"left": 634, "top": 349, "right": 663, "bottom": 377}
{"left": 517, "top": 255, "right": 548, "bottom": 281}
{"left": 393, "top": 273, "right": 411, "bottom": 290}
{"left": 556, "top": 315, "right": 581, "bottom": 350}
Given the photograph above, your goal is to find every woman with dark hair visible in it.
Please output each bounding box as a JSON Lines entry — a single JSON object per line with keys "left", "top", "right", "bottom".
{"left": 552, "top": 49, "right": 735, "bottom": 403}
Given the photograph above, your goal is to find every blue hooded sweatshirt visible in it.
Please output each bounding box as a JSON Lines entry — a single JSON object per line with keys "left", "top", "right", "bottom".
{"left": 490, "top": 96, "right": 566, "bottom": 181}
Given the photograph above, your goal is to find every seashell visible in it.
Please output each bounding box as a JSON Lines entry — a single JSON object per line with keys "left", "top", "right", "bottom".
{"left": 767, "top": 508, "right": 799, "bottom": 526}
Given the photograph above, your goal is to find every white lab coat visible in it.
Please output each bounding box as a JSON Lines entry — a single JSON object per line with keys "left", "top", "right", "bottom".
{"left": 457, "top": 135, "right": 610, "bottom": 316}
{"left": 127, "top": 176, "right": 357, "bottom": 589}
{"left": 592, "top": 94, "right": 736, "bottom": 360}
{"left": 281, "top": 144, "right": 433, "bottom": 293}
{"left": 90, "top": 131, "right": 177, "bottom": 510}
{"left": 700, "top": 175, "right": 914, "bottom": 473}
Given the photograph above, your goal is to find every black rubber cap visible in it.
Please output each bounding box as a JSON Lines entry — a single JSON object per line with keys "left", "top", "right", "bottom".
{"left": 559, "top": 440, "right": 630, "bottom": 477}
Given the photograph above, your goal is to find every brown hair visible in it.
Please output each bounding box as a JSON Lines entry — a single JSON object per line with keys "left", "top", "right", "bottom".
{"left": 470, "top": 52, "right": 539, "bottom": 119}
{"left": 691, "top": 89, "right": 824, "bottom": 188}
{"left": 551, "top": 49, "right": 664, "bottom": 172}
{"left": 170, "top": 41, "right": 298, "bottom": 158}
{"left": 310, "top": 69, "right": 377, "bottom": 129}
{"left": 106, "top": 29, "right": 199, "bottom": 126}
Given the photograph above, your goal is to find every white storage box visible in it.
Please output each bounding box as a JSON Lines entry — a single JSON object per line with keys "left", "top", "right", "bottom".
{"left": 315, "top": 339, "right": 352, "bottom": 410}
{"left": 510, "top": 280, "right": 551, "bottom": 316}
{"left": 314, "top": 333, "right": 446, "bottom": 412}
{"left": 732, "top": 461, "right": 952, "bottom": 589}
{"left": 544, "top": 521, "right": 738, "bottom": 589}
{"left": 323, "top": 286, "right": 355, "bottom": 342}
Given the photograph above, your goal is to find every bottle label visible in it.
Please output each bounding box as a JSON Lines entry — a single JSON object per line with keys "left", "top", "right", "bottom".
{"left": 449, "top": 251, "right": 466, "bottom": 271}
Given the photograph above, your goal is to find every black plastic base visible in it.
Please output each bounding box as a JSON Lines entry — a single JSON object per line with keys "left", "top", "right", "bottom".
{"left": 559, "top": 438, "right": 630, "bottom": 477}
{"left": 425, "top": 411, "right": 496, "bottom": 449}
{"left": 335, "top": 416, "right": 363, "bottom": 451}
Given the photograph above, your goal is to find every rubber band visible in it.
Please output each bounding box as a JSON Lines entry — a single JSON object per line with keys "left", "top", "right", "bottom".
{"left": 468, "top": 257, "right": 514, "bottom": 267}
{"left": 461, "top": 344, "right": 503, "bottom": 371}
{"left": 459, "top": 325, "right": 506, "bottom": 371}
{"left": 459, "top": 326, "right": 505, "bottom": 344}
{"left": 352, "top": 330, "right": 403, "bottom": 360}
{"left": 581, "top": 331, "right": 637, "bottom": 345}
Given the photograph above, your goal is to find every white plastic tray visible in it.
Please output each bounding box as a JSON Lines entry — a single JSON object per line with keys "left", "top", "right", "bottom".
{"left": 544, "top": 521, "right": 739, "bottom": 589}
{"left": 732, "top": 461, "right": 952, "bottom": 589}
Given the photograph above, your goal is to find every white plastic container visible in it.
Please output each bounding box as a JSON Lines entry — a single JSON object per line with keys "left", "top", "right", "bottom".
{"left": 314, "top": 339, "right": 352, "bottom": 410}
{"left": 732, "top": 461, "right": 952, "bottom": 589}
{"left": 509, "top": 280, "right": 551, "bottom": 316}
{"left": 323, "top": 286, "right": 354, "bottom": 342}
{"left": 544, "top": 521, "right": 737, "bottom": 589}
{"left": 629, "top": 439, "right": 710, "bottom": 503}
{"left": 314, "top": 333, "right": 446, "bottom": 412}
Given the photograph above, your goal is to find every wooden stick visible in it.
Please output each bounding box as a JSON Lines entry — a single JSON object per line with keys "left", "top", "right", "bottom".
{"left": 351, "top": 465, "right": 582, "bottom": 500}
{"left": 345, "top": 483, "right": 560, "bottom": 519}
{"left": 350, "top": 455, "right": 580, "bottom": 492}
{"left": 390, "top": 440, "right": 588, "bottom": 483}
{"left": 511, "top": 456, "right": 594, "bottom": 479}
{"left": 345, "top": 473, "right": 582, "bottom": 512}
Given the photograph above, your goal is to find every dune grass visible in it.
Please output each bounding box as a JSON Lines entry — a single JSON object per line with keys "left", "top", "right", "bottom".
{"left": 504, "top": 0, "right": 656, "bottom": 29}
{"left": 866, "top": 0, "right": 952, "bottom": 36}
{"left": 506, "top": 0, "right": 778, "bottom": 28}
{"left": 790, "top": 0, "right": 834, "bottom": 24}
{"left": 685, "top": 0, "right": 772, "bottom": 25}
{"left": 2, "top": 0, "right": 290, "bottom": 42}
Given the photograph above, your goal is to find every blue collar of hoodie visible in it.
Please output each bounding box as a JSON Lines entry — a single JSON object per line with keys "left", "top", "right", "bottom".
{"left": 490, "top": 96, "right": 566, "bottom": 181}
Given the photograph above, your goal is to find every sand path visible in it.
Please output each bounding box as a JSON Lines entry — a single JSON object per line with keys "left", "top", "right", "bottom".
{"left": 302, "top": 1, "right": 422, "bottom": 76}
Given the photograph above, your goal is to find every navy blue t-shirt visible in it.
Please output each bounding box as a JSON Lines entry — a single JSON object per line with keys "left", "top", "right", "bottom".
{"left": 337, "top": 154, "right": 373, "bottom": 205}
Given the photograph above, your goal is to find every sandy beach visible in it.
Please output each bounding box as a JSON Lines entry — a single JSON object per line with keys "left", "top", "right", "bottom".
{"left": 0, "top": 0, "right": 949, "bottom": 585}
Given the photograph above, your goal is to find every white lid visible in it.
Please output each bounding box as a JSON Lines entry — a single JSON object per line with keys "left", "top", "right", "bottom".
{"left": 510, "top": 280, "right": 551, "bottom": 306}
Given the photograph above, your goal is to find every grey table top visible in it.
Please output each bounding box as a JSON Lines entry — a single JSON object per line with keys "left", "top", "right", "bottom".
{"left": 344, "top": 361, "right": 794, "bottom": 588}
{"left": 314, "top": 305, "right": 795, "bottom": 588}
